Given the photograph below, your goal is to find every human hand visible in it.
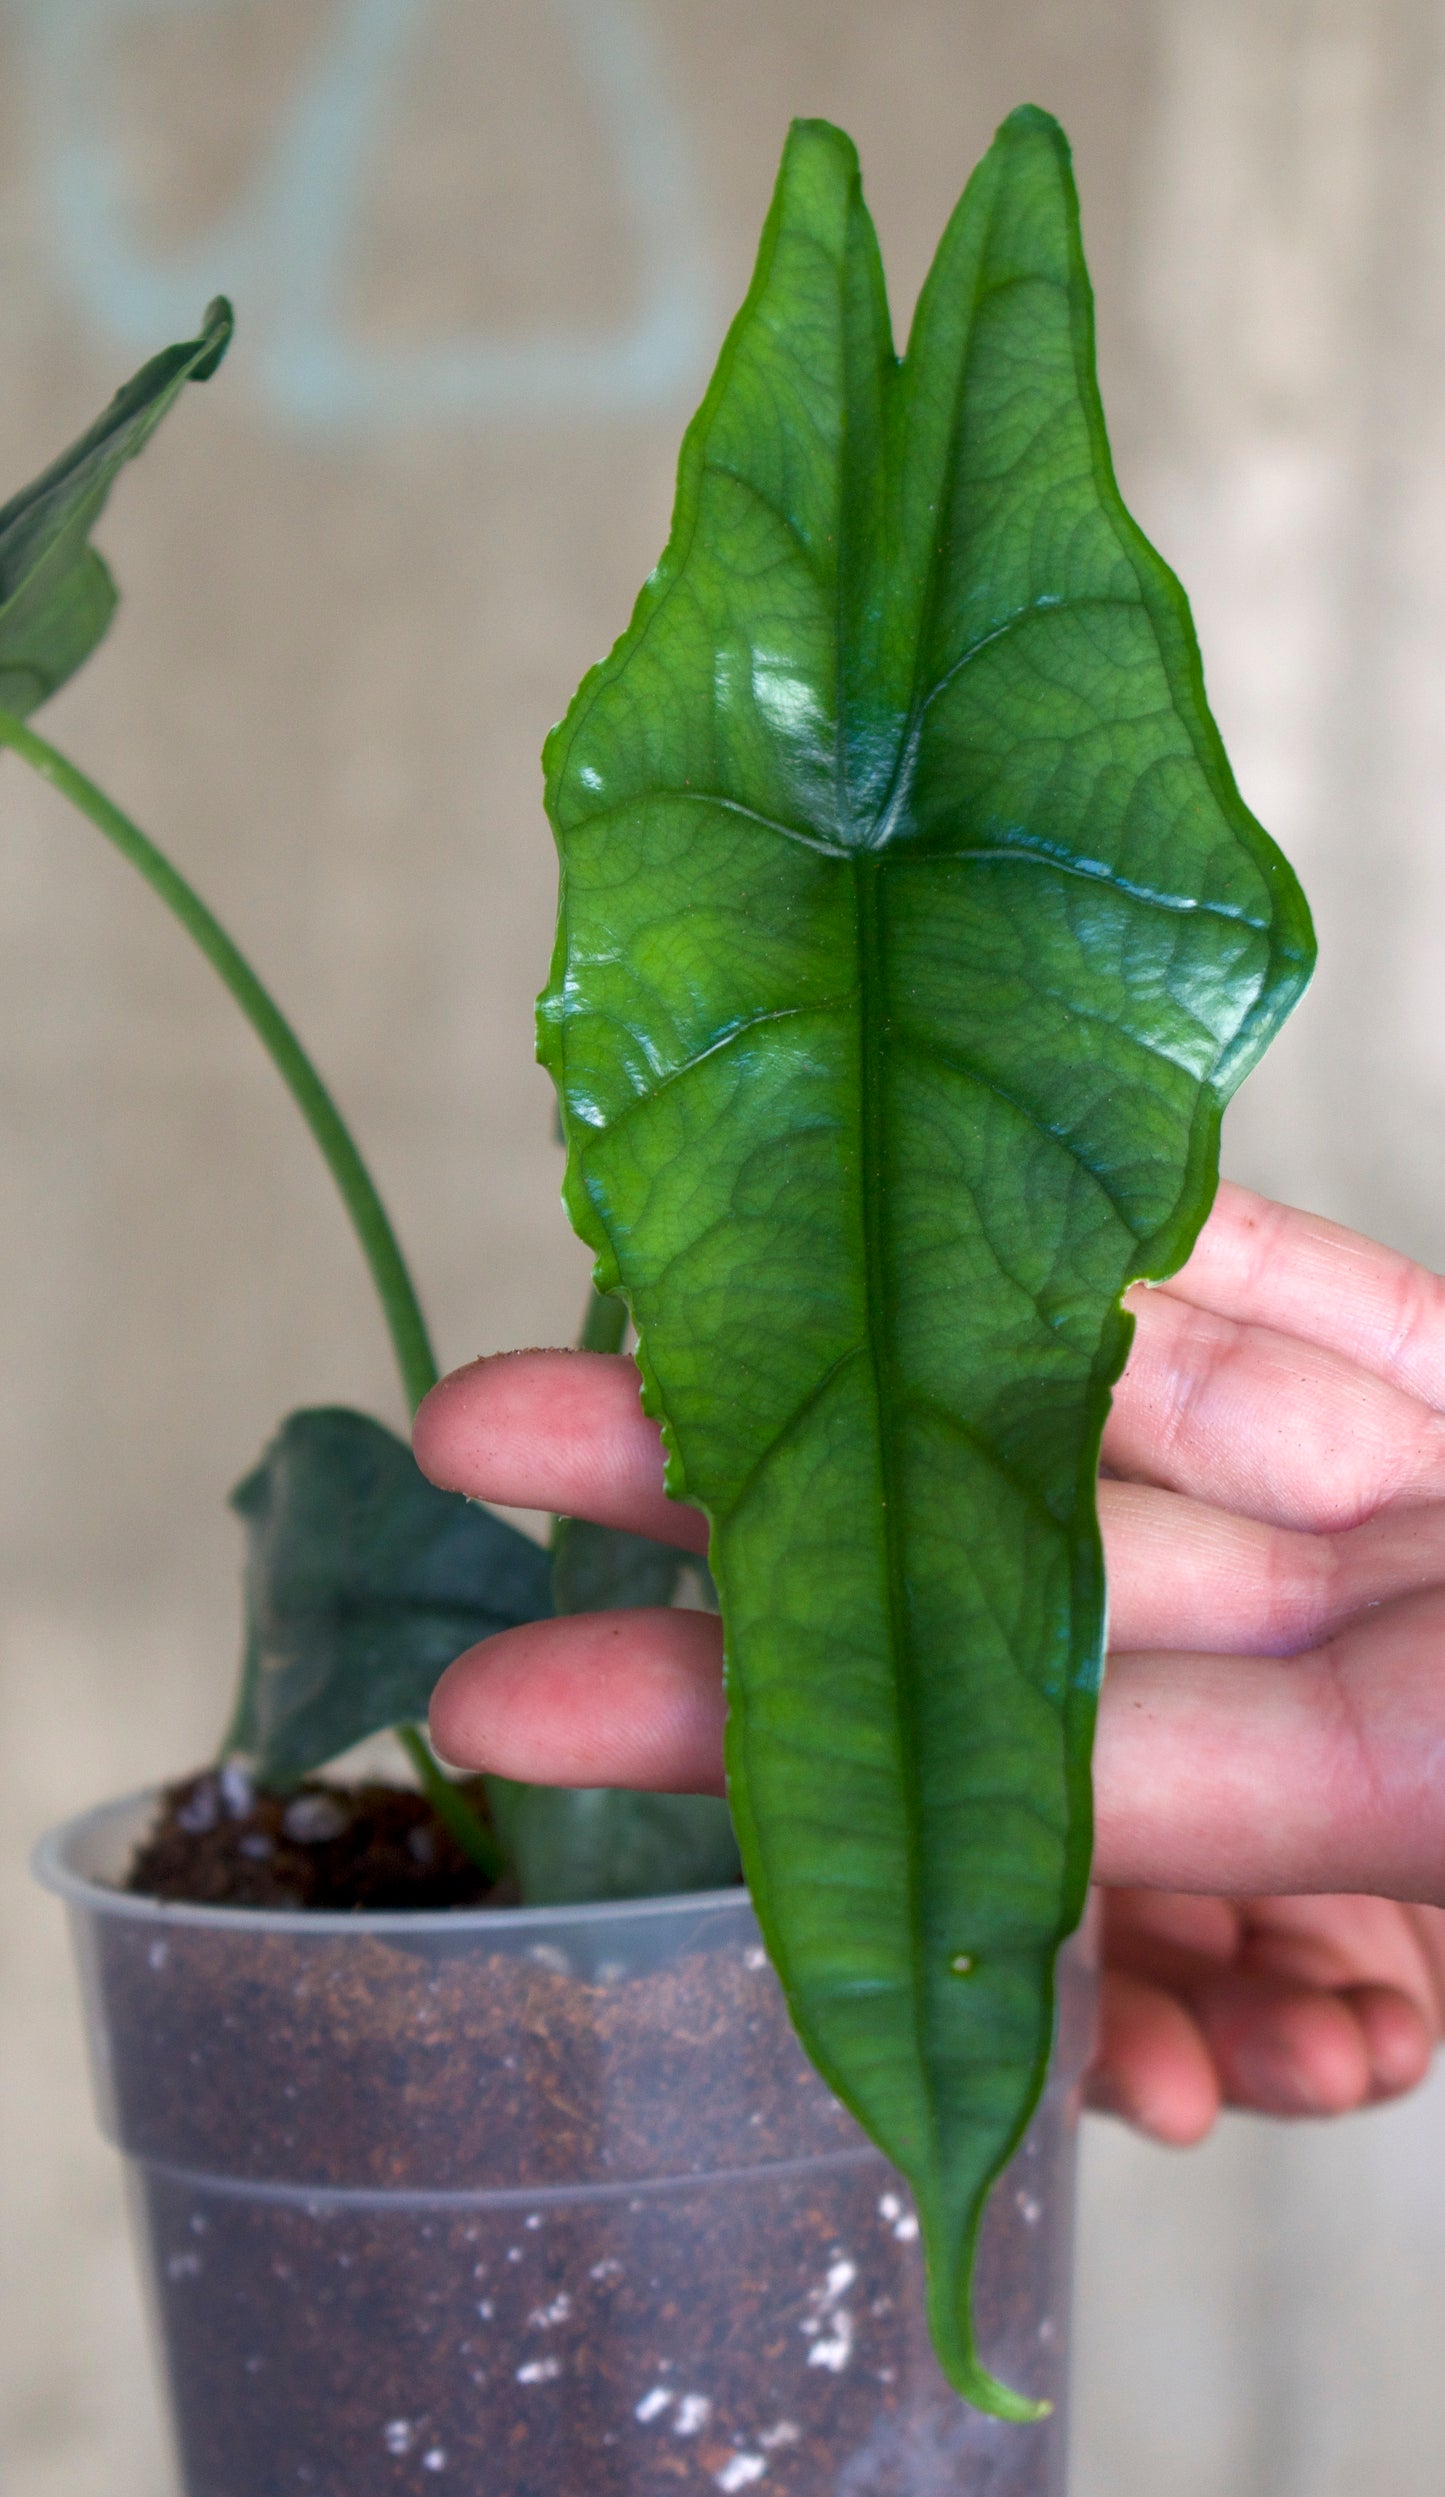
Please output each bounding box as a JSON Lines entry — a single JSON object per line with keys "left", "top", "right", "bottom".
{"left": 414, "top": 1183, "right": 1445, "bottom": 2142}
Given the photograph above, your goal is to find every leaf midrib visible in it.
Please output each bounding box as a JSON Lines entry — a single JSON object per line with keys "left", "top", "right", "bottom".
{"left": 854, "top": 846, "right": 938, "bottom": 2176}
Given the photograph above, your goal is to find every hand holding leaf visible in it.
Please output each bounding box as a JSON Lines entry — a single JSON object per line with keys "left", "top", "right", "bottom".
{"left": 418, "top": 1184, "right": 1445, "bottom": 2228}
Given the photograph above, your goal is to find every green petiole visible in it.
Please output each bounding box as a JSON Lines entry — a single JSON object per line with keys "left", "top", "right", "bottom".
{"left": 0, "top": 704, "right": 500, "bottom": 1878}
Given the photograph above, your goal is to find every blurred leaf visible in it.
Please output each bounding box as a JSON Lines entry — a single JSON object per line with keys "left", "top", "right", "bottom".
{"left": 0, "top": 297, "right": 232, "bottom": 716}
{"left": 225, "top": 1407, "right": 552, "bottom": 1787}
{"left": 498, "top": 1514, "right": 739, "bottom": 1900}
{"left": 490, "top": 1287, "right": 738, "bottom": 1903}
{"left": 551, "top": 1513, "right": 686, "bottom": 1612}
{"left": 489, "top": 1780, "right": 739, "bottom": 1906}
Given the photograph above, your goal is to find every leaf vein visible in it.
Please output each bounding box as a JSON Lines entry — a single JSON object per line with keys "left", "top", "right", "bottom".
{"left": 891, "top": 1024, "right": 1139, "bottom": 1239}
{"left": 914, "top": 837, "right": 1269, "bottom": 932}
{"left": 592, "top": 997, "right": 856, "bottom": 1136}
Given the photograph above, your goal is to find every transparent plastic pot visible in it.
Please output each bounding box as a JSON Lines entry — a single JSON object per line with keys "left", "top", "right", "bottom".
{"left": 37, "top": 1791, "right": 1096, "bottom": 2497}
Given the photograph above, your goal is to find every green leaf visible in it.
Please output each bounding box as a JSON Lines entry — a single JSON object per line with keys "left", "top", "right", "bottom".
{"left": 494, "top": 1502, "right": 738, "bottom": 1904}
{"left": 225, "top": 1407, "right": 553, "bottom": 1787}
{"left": 551, "top": 1512, "right": 690, "bottom": 1612}
{"left": 540, "top": 108, "right": 1312, "bottom": 2413}
{"left": 488, "top": 1778, "right": 739, "bottom": 1906}
{"left": 0, "top": 298, "right": 232, "bottom": 715}
{"left": 491, "top": 1275, "right": 738, "bottom": 1905}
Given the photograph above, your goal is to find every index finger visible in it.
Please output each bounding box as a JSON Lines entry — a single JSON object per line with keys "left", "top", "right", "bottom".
{"left": 1152, "top": 1183, "right": 1445, "bottom": 1409}
{"left": 413, "top": 1348, "right": 709, "bottom": 1553}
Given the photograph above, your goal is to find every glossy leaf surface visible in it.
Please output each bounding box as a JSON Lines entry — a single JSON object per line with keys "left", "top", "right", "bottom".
{"left": 541, "top": 109, "right": 1313, "bottom": 2410}
{"left": 0, "top": 299, "right": 231, "bottom": 715}
{"left": 226, "top": 1407, "right": 552, "bottom": 1787}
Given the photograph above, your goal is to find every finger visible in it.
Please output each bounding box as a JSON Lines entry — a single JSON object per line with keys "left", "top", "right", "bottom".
{"left": 429, "top": 1581, "right": 1445, "bottom": 1899}
{"left": 1105, "top": 1286, "right": 1445, "bottom": 1529}
{"left": 1341, "top": 1985, "right": 1435, "bottom": 2102}
{"left": 429, "top": 1606, "right": 726, "bottom": 1793}
{"left": 1100, "top": 1481, "right": 1445, "bottom": 1654}
{"left": 1093, "top": 1897, "right": 1436, "bottom": 2126}
{"left": 1163, "top": 1182, "right": 1445, "bottom": 1409}
{"left": 1404, "top": 1903, "right": 1445, "bottom": 2028}
{"left": 1085, "top": 1970, "right": 1220, "bottom": 2144}
{"left": 1102, "top": 1896, "right": 1437, "bottom": 2109}
{"left": 1185, "top": 1968, "right": 1374, "bottom": 2114}
{"left": 1235, "top": 1893, "right": 1445, "bottom": 2021}
{"left": 1100, "top": 1886, "right": 1241, "bottom": 1969}
{"left": 1093, "top": 1584, "right": 1445, "bottom": 1902}
{"left": 415, "top": 1350, "right": 707, "bottom": 1552}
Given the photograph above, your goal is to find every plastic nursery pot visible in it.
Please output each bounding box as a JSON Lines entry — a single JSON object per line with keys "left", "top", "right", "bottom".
{"left": 36, "top": 1792, "right": 1096, "bottom": 2497}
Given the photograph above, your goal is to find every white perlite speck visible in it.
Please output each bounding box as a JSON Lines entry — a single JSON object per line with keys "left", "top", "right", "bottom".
{"left": 673, "top": 2394, "right": 711, "bottom": 2435}
{"left": 714, "top": 2457, "right": 767, "bottom": 2491}
{"left": 383, "top": 2421, "right": 414, "bottom": 2455}
{"left": 422, "top": 2451, "right": 447, "bottom": 2473}
{"left": 802, "top": 2251, "right": 857, "bottom": 2372}
{"left": 516, "top": 2357, "right": 562, "bottom": 2386}
{"left": 526, "top": 2292, "right": 572, "bottom": 2329}
{"left": 875, "top": 2191, "right": 918, "bottom": 2244}
{"left": 808, "top": 2315, "right": 854, "bottom": 2372}
{"left": 878, "top": 2197, "right": 923, "bottom": 2257}
{"left": 634, "top": 2387, "right": 672, "bottom": 2423}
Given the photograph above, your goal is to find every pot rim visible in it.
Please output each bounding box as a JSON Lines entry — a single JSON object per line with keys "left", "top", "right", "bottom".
{"left": 33, "top": 1788, "right": 751, "bottom": 1937}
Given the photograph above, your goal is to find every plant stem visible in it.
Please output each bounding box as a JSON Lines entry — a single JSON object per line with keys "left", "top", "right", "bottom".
{"left": 579, "top": 1284, "right": 628, "bottom": 1354}
{"left": 0, "top": 706, "right": 501, "bottom": 1876}
{"left": 397, "top": 1727, "right": 506, "bottom": 1879}
{"left": 0, "top": 707, "right": 438, "bottom": 1410}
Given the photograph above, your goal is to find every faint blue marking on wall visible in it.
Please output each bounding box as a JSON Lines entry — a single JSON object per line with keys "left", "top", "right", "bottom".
{"left": 23, "top": 0, "right": 716, "bottom": 429}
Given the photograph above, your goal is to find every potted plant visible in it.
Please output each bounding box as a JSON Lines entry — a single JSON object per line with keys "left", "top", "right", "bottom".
{"left": 29, "top": 104, "right": 1309, "bottom": 2495}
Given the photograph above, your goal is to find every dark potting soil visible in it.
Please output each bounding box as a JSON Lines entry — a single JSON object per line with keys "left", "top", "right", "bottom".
{"left": 125, "top": 1768, "right": 511, "bottom": 1911}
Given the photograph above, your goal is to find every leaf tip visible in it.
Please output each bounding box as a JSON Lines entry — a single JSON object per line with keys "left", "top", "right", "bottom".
{"left": 192, "top": 297, "right": 235, "bottom": 382}
{"left": 933, "top": 2318, "right": 1052, "bottom": 2423}
{"left": 995, "top": 100, "right": 1069, "bottom": 150}
{"left": 924, "top": 2209, "right": 1056, "bottom": 2421}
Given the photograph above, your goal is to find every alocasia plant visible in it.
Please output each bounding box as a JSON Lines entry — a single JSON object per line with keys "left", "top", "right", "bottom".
{"left": 1, "top": 300, "right": 728, "bottom": 1900}
{"left": 541, "top": 107, "right": 1314, "bottom": 2413}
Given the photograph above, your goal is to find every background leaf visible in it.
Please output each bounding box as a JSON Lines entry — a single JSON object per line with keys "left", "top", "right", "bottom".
{"left": 225, "top": 1406, "right": 552, "bottom": 1787}
{"left": 541, "top": 108, "right": 1312, "bottom": 2410}
{"left": 0, "top": 297, "right": 231, "bottom": 716}
{"left": 487, "top": 1777, "right": 739, "bottom": 1906}
{"left": 497, "top": 1481, "right": 739, "bottom": 1903}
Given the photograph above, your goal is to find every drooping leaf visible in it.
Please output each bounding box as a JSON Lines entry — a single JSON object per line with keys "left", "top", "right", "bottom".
{"left": 540, "top": 109, "right": 1312, "bottom": 2412}
{"left": 225, "top": 1407, "right": 553, "bottom": 1787}
{"left": 0, "top": 297, "right": 232, "bottom": 716}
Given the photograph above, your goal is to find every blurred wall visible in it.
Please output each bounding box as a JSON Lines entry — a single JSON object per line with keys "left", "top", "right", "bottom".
{"left": 4, "top": 3, "right": 1445, "bottom": 2491}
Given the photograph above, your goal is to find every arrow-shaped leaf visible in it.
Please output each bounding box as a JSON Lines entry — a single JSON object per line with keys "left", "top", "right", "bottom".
{"left": 225, "top": 1407, "right": 553, "bottom": 1788}
{"left": 0, "top": 297, "right": 232, "bottom": 716}
{"left": 541, "top": 109, "right": 1312, "bottom": 2412}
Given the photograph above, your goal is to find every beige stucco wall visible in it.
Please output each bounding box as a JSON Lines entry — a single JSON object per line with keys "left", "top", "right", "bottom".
{"left": 5, "top": 4, "right": 1445, "bottom": 2490}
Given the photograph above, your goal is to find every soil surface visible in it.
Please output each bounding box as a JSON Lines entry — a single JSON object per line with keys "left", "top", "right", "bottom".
{"left": 125, "top": 1768, "right": 512, "bottom": 1911}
